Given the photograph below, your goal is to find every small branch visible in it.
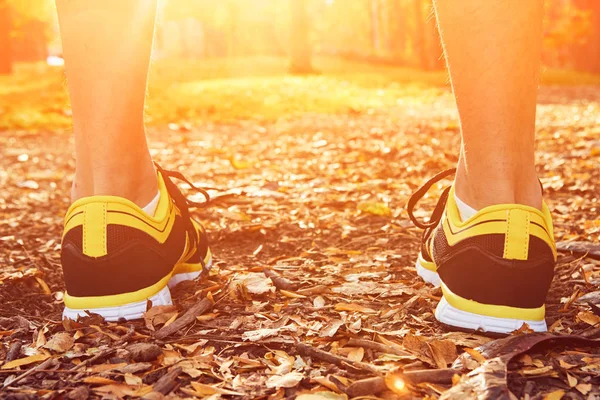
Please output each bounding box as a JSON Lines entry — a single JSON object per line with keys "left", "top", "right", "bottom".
{"left": 70, "top": 347, "right": 116, "bottom": 371}
{"left": 346, "top": 377, "right": 387, "bottom": 397}
{"left": 155, "top": 297, "right": 213, "bottom": 340}
{"left": 5, "top": 341, "right": 22, "bottom": 362}
{"left": 296, "top": 342, "right": 380, "bottom": 375}
{"left": 3, "top": 357, "right": 56, "bottom": 388}
{"left": 402, "top": 368, "right": 458, "bottom": 384}
{"left": 347, "top": 338, "right": 412, "bottom": 357}
{"left": 557, "top": 241, "right": 600, "bottom": 260}
{"left": 152, "top": 366, "right": 182, "bottom": 395}
{"left": 262, "top": 268, "right": 298, "bottom": 291}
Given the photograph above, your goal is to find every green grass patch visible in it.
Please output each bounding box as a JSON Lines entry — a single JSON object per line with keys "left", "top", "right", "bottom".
{"left": 1, "top": 56, "right": 599, "bottom": 131}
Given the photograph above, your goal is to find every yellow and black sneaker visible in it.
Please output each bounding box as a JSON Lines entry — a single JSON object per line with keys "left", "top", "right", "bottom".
{"left": 407, "top": 169, "right": 556, "bottom": 334}
{"left": 61, "top": 163, "right": 213, "bottom": 321}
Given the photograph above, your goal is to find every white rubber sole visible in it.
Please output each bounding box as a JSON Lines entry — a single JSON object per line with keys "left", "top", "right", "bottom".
{"left": 63, "top": 285, "right": 172, "bottom": 322}
{"left": 435, "top": 296, "right": 548, "bottom": 334}
{"left": 63, "top": 254, "right": 213, "bottom": 322}
{"left": 415, "top": 258, "right": 441, "bottom": 287}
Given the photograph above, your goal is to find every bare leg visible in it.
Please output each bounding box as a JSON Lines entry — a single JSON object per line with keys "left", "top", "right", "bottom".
{"left": 56, "top": 0, "right": 158, "bottom": 206}
{"left": 433, "top": 0, "right": 543, "bottom": 210}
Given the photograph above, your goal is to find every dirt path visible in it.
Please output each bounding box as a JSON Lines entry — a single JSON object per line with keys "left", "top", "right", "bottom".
{"left": 1, "top": 86, "right": 600, "bottom": 398}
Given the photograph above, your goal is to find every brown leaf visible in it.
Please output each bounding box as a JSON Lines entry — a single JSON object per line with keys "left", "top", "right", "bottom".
{"left": 44, "top": 332, "right": 74, "bottom": 353}
{"left": 428, "top": 340, "right": 457, "bottom": 369}
{"left": 266, "top": 372, "right": 304, "bottom": 388}
{"left": 543, "top": 390, "right": 565, "bottom": 400}
{"left": 126, "top": 343, "right": 162, "bottom": 362}
{"left": 1, "top": 353, "right": 50, "bottom": 370}
{"left": 577, "top": 311, "right": 600, "bottom": 326}
{"left": 143, "top": 305, "right": 178, "bottom": 331}
{"left": 334, "top": 303, "right": 376, "bottom": 314}
{"left": 566, "top": 373, "right": 577, "bottom": 388}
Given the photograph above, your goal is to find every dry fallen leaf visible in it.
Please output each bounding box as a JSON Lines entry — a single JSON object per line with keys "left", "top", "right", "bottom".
{"left": 428, "top": 339, "right": 457, "bottom": 369}
{"left": 577, "top": 311, "right": 600, "bottom": 326}
{"left": 313, "top": 296, "right": 326, "bottom": 308}
{"left": 296, "top": 392, "right": 348, "bottom": 400}
{"left": 357, "top": 201, "right": 392, "bottom": 217}
{"left": 576, "top": 383, "right": 592, "bottom": 395}
{"left": 463, "top": 348, "right": 486, "bottom": 363}
{"left": 522, "top": 365, "right": 553, "bottom": 375}
{"left": 566, "top": 373, "right": 577, "bottom": 387}
{"left": 234, "top": 272, "right": 275, "bottom": 295}
{"left": 280, "top": 289, "right": 306, "bottom": 298}
{"left": 543, "top": 389, "right": 565, "bottom": 400}
{"left": 242, "top": 328, "right": 281, "bottom": 342}
{"left": 190, "top": 382, "right": 244, "bottom": 396}
{"left": 93, "top": 384, "right": 152, "bottom": 397}
{"left": 320, "top": 320, "right": 344, "bottom": 337}
{"left": 143, "top": 305, "right": 178, "bottom": 331}
{"left": 334, "top": 303, "right": 376, "bottom": 314}
{"left": 1, "top": 353, "right": 50, "bottom": 370}
{"left": 83, "top": 376, "right": 120, "bottom": 385}
{"left": 346, "top": 347, "right": 365, "bottom": 362}
{"left": 266, "top": 371, "right": 305, "bottom": 388}
{"left": 44, "top": 332, "right": 74, "bottom": 353}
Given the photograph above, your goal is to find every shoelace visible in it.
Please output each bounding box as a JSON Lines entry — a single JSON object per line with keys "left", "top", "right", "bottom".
{"left": 406, "top": 168, "right": 456, "bottom": 231}
{"left": 154, "top": 162, "right": 211, "bottom": 260}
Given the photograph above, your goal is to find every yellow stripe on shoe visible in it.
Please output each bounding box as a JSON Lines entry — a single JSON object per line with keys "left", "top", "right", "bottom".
{"left": 64, "top": 273, "right": 173, "bottom": 309}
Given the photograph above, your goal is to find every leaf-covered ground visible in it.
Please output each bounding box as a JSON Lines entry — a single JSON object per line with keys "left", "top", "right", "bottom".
{"left": 1, "top": 61, "right": 600, "bottom": 399}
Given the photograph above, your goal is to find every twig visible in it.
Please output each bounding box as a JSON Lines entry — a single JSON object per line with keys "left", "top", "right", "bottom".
{"left": 557, "top": 241, "right": 600, "bottom": 260}
{"left": 70, "top": 347, "right": 116, "bottom": 371}
{"left": 347, "top": 338, "right": 412, "bottom": 357}
{"left": 346, "top": 377, "right": 387, "bottom": 397}
{"left": 3, "top": 357, "right": 56, "bottom": 389}
{"left": 115, "top": 326, "right": 136, "bottom": 345}
{"left": 262, "top": 268, "right": 298, "bottom": 291}
{"left": 296, "top": 342, "right": 380, "bottom": 375}
{"left": 5, "top": 341, "right": 22, "bottom": 362}
{"left": 402, "top": 368, "right": 458, "bottom": 384}
{"left": 152, "top": 366, "right": 182, "bottom": 395}
{"left": 155, "top": 297, "right": 213, "bottom": 340}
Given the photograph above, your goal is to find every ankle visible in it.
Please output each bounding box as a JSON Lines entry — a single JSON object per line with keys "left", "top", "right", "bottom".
{"left": 71, "top": 159, "right": 158, "bottom": 208}
{"left": 455, "top": 166, "right": 542, "bottom": 211}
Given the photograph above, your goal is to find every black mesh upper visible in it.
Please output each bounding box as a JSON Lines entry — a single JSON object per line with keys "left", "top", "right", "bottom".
{"left": 432, "top": 229, "right": 506, "bottom": 266}
{"left": 432, "top": 226, "right": 555, "bottom": 309}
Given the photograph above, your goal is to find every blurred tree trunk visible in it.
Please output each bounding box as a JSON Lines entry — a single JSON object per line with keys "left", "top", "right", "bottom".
{"left": 425, "top": 0, "right": 444, "bottom": 70}
{"left": 227, "top": 0, "right": 238, "bottom": 57}
{"left": 414, "top": 0, "right": 443, "bottom": 70}
{"left": 0, "top": 1, "right": 12, "bottom": 74}
{"left": 413, "top": 0, "right": 428, "bottom": 69}
{"left": 572, "top": 0, "right": 600, "bottom": 72}
{"left": 370, "top": 0, "right": 381, "bottom": 53}
{"left": 390, "top": 0, "right": 407, "bottom": 62}
{"left": 289, "top": 0, "right": 314, "bottom": 74}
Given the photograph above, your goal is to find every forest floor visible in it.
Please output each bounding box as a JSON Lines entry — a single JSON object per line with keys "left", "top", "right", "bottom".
{"left": 1, "top": 59, "right": 600, "bottom": 399}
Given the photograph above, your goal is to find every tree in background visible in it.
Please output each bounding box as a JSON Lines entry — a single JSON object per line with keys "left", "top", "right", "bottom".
{"left": 570, "top": 0, "right": 600, "bottom": 73}
{"left": 0, "top": 0, "right": 13, "bottom": 74}
{"left": 1, "top": 0, "right": 599, "bottom": 75}
{"left": 0, "top": 0, "right": 55, "bottom": 74}
{"left": 289, "top": 0, "right": 314, "bottom": 74}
